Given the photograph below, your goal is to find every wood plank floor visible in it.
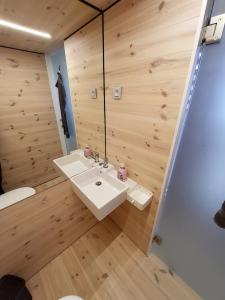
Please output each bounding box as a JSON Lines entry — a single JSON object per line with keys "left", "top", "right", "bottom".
{"left": 27, "top": 218, "right": 201, "bottom": 300}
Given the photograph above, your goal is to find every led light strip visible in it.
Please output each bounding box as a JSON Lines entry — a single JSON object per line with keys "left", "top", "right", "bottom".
{"left": 0, "top": 19, "right": 51, "bottom": 39}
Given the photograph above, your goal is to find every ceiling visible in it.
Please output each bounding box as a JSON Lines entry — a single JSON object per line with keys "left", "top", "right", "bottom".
{"left": 0, "top": 0, "right": 101, "bottom": 53}
{"left": 87, "top": 0, "right": 119, "bottom": 10}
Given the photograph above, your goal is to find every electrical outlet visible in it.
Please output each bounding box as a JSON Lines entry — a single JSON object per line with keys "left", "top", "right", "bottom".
{"left": 91, "top": 87, "right": 97, "bottom": 99}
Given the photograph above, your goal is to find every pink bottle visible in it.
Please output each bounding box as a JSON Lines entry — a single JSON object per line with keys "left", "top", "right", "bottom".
{"left": 117, "top": 162, "right": 128, "bottom": 181}
{"left": 84, "top": 145, "right": 92, "bottom": 158}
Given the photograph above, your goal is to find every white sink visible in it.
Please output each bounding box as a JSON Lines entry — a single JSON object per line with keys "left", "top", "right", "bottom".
{"left": 70, "top": 167, "right": 127, "bottom": 220}
{"left": 53, "top": 152, "right": 92, "bottom": 178}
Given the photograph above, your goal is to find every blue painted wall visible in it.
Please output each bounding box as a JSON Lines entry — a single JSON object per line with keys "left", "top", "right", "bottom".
{"left": 49, "top": 47, "right": 77, "bottom": 153}
{"left": 152, "top": 1, "right": 225, "bottom": 300}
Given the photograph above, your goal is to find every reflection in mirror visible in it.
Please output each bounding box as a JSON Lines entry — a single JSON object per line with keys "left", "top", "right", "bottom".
{"left": 0, "top": 0, "right": 102, "bottom": 208}
{"left": 64, "top": 15, "right": 105, "bottom": 158}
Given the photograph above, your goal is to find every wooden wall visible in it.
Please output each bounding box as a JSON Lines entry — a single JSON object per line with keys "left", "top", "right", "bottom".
{"left": 0, "top": 180, "right": 97, "bottom": 280}
{"left": 64, "top": 16, "right": 105, "bottom": 157}
{"left": 63, "top": 0, "right": 204, "bottom": 253}
{"left": 0, "top": 47, "right": 62, "bottom": 191}
{"left": 104, "top": 0, "right": 203, "bottom": 252}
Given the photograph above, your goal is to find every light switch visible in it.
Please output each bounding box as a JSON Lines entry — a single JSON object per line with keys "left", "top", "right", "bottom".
{"left": 91, "top": 87, "right": 97, "bottom": 99}
{"left": 113, "top": 86, "right": 122, "bottom": 100}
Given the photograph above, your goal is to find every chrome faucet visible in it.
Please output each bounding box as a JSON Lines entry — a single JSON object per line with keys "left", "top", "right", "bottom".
{"left": 103, "top": 156, "right": 108, "bottom": 168}
{"left": 90, "top": 151, "right": 100, "bottom": 163}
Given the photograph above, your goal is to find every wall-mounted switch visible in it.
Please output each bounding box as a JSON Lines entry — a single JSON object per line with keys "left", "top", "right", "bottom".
{"left": 91, "top": 87, "right": 97, "bottom": 99}
{"left": 113, "top": 86, "right": 122, "bottom": 100}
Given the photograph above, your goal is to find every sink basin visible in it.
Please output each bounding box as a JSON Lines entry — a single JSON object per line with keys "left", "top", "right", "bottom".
{"left": 53, "top": 152, "right": 92, "bottom": 178}
{"left": 70, "top": 167, "right": 127, "bottom": 220}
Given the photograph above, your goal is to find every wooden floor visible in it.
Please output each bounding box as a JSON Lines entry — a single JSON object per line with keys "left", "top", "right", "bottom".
{"left": 27, "top": 218, "right": 201, "bottom": 300}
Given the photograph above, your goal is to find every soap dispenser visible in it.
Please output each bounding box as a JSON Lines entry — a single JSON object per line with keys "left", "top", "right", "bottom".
{"left": 84, "top": 144, "right": 92, "bottom": 158}
{"left": 117, "top": 162, "right": 128, "bottom": 181}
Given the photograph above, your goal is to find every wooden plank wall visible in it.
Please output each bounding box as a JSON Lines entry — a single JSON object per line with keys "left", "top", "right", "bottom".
{"left": 104, "top": 0, "right": 203, "bottom": 252}
{"left": 64, "top": 16, "right": 105, "bottom": 157}
{"left": 0, "top": 180, "right": 98, "bottom": 280}
{"left": 0, "top": 47, "right": 62, "bottom": 191}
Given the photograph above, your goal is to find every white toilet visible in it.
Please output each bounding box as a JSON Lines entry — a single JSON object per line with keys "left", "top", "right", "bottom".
{"left": 59, "top": 297, "right": 84, "bottom": 300}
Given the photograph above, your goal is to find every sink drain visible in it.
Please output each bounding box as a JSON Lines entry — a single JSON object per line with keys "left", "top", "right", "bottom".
{"left": 95, "top": 181, "right": 102, "bottom": 186}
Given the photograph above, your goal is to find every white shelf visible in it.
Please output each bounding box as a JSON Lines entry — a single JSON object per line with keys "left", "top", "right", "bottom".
{"left": 107, "top": 169, "right": 153, "bottom": 211}
{"left": 127, "top": 185, "right": 153, "bottom": 211}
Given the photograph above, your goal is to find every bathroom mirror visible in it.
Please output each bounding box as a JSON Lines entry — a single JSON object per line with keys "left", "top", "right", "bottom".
{"left": 0, "top": 0, "right": 105, "bottom": 204}
{"left": 64, "top": 13, "right": 105, "bottom": 159}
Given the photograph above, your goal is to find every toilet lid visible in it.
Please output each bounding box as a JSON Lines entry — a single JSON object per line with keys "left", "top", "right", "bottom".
{"left": 59, "top": 297, "right": 84, "bottom": 300}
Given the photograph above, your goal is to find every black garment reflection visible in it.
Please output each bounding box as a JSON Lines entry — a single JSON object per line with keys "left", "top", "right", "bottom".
{"left": 214, "top": 201, "right": 225, "bottom": 229}
{"left": 55, "top": 72, "right": 70, "bottom": 138}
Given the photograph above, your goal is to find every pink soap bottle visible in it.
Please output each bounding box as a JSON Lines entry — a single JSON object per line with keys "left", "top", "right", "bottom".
{"left": 84, "top": 144, "right": 92, "bottom": 158}
{"left": 117, "top": 162, "right": 128, "bottom": 181}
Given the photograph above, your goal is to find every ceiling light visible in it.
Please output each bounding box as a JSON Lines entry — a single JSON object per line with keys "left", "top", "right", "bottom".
{"left": 0, "top": 19, "right": 51, "bottom": 39}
